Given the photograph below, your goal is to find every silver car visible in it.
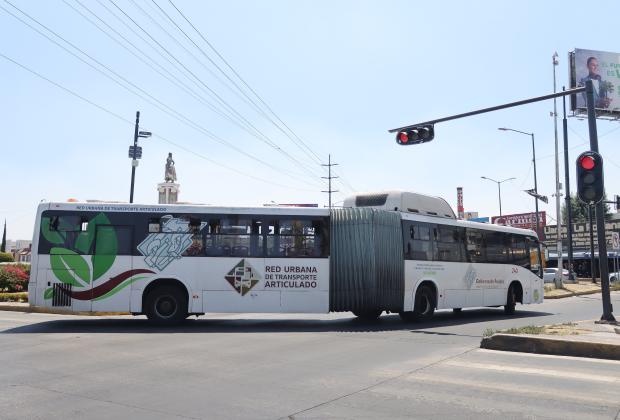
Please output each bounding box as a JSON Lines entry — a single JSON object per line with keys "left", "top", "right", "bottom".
{"left": 543, "top": 268, "right": 569, "bottom": 283}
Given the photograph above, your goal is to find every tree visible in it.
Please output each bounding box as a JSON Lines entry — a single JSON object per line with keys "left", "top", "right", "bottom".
{"left": 1, "top": 220, "right": 5, "bottom": 253}
{"left": 562, "top": 194, "right": 610, "bottom": 225}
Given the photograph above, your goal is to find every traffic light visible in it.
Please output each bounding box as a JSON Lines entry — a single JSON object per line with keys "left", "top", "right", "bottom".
{"left": 576, "top": 151, "right": 604, "bottom": 204}
{"left": 396, "top": 124, "right": 434, "bottom": 145}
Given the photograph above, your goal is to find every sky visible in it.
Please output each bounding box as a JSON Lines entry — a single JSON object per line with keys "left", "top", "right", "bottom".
{"left": 3, "top": 0, "right": 620, "bottom": 240}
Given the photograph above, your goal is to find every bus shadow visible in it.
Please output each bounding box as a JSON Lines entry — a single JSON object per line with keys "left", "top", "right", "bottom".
{"left": 2, "top": 308, "right": 553, "bottom": 334}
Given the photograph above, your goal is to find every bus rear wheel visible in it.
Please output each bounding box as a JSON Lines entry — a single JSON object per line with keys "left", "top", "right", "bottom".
{"left": 145, "top": 285, "right": 188, "bottom": 325}
{"left": 414, "top": 285, "right": 435, "bottom": 319}
{"left": 504, "top": 284, "right": 517, "bottom": 315}
{"left": 352, "top": 309, "right": 382, "bottom": 321}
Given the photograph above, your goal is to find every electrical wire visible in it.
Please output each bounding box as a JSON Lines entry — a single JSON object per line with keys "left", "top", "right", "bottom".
{"left": 2, "top": 0, "right": 322, "bottom": 186}
{"left": 157, "top": 0, "right": 325, "bottom": 167}
{"left": 106, "top": 0, "right": 324, "bottom": 180}
{"left": 0, "top": 51, "right": 319, "bottom": 192}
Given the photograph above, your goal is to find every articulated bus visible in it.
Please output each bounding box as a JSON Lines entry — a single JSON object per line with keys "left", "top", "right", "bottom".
{"left": 28, "top": 191, "right": 544, "bottom": 324}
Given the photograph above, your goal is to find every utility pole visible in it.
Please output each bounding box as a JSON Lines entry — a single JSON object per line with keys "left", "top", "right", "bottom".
{"left": 1, "top": 220, "right": 6, "bottom": 253}
{"left": 129, "top": 111, "right": 140, "bottom": 204}
{"left": 552, "top": 52, "right": 563, "bottom": 289}
{"left": 562, "top": 87, "right": 575, "bottom": 280}
{"left": 584, "top": 80, "right": 615, "bottom": 323}
{"left": 321, "top": 154, "right": 339, "bottom": 209}
{"left": 128, "top": 111, "right": 151, "bottom": 204}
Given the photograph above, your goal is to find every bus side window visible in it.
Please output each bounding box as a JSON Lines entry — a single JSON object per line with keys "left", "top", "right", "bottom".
{"left": 148, "top": 218, "right": 161, "bottom": 233}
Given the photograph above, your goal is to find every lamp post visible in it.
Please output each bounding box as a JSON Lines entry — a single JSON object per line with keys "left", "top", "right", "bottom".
{"left": 498, "top": 128, "right": 542, "bottom": 233}
{"left": 552, "top": 52, "right": 563, "bottom": 288}
{"left": 499, "top": 127, "right": 544, "bottom": 276}
{"left": 481, "top": 176, "right": 515, "bottom": 217}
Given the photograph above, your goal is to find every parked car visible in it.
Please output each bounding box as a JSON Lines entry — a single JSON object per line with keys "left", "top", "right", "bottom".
{"left": 543, "top": 268, "right": 570, "bottom": 283}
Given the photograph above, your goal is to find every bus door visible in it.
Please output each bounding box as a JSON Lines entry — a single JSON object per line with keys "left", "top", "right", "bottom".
{"left": 202, "top": 217, "right": 281, "bottom": 312}
{"left": 91, "top": 225, "right": 133, "bottom": 313}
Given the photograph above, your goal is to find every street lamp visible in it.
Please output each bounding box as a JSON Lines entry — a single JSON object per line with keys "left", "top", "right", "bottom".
{"left": 480, "top": 176, "right": 515, "bottom": 217}
{"left": 499, "top": 127, "right": 545, "bottom": 276}
{"left": 498, "top": 128, "right": 544, "bottom": 235}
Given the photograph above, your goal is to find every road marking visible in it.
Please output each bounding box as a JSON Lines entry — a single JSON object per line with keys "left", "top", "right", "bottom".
{"left": 478, "top": 348, "right": 620, "bottom": 365}
{"left": 444, "top": 359, "right": 620, "bottom": 383}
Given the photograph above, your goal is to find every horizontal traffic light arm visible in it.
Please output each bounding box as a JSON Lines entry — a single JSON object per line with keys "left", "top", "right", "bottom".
{"left": 388, "top": 86, "right": 585, "bottom": 133}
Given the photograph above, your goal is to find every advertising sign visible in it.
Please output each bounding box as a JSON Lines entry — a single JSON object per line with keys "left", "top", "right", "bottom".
{"left": 491, "top": 211, "right": 546, "bottom": 231}
{"left": 570, "top": 48, "right": 620, "bottom": 115}
{"left": 457, "top": 187, "right": 464, "bottom": 219}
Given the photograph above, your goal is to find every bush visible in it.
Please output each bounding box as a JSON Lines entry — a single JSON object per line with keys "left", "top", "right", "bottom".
{"left": 0, "top": 252, "right": 14, "bottom": 263}
{"left": 0, "top": 292, "right": 28, "bottom": 302}
{"left": 0, "top": 265, "right": 30, "bottom": 292}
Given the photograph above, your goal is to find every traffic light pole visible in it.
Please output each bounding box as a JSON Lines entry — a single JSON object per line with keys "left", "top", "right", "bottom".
{"left": 585, "top": 82, "right": 615, "bottom": 323}
{"left": 129, "top": 111, "right": 140, "bottom": 204}
{"left": 389, "top": 81, "right": 615, "bottom": 323}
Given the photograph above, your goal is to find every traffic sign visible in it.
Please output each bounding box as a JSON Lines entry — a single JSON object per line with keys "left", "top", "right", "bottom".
{"left": 128, "top": 146, "right": 142, "bottom": 159}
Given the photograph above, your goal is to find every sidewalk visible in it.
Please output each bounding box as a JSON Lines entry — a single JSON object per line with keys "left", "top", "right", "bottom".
{"left": 481, "top": 319, "right": 620, "bottom": 360}
{"left": 544, "top": 280, "right": 620, "bottom": 299}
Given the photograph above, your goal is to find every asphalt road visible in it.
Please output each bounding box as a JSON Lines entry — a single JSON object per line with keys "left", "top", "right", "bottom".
{"left": 1, "top": 293, "right": 619, "bottom": 420}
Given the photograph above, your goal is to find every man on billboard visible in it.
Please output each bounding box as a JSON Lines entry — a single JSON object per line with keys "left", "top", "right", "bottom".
{"left": 579, "top": 56, "right": 612, "bottom": 109}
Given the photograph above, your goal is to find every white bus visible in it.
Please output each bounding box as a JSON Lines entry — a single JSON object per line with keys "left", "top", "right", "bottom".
{"left": 28, "top": 191, "right": 543, "bottom": 324}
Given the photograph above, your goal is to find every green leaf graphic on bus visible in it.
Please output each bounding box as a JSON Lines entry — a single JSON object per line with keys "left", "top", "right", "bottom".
{"left": 74, "top": 213, "right": 111, "bottom": 255}
{"left": 43, "top": 287, "right": 54, "bottom": 300}
{"left": 50, "top": 248, "right": 91, "bottom": 287}
{"left": 45, "top": 212, "right": 118, "bottom": 293}
{"left": 40, "top": 217, "right": 66, "bottom": 245}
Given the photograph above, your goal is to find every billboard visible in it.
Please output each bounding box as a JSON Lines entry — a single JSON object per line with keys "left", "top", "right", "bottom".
{"left": 457, "top": 187, "right": 464, "bottom": 219}
{"left": 570, "top": 48, "right": 620, "bottom": 115}
{"left": 491, "top": 211, "right": 546, "bottom": 232}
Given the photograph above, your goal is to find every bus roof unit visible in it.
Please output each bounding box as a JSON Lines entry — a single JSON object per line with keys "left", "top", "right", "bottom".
{"left": 343, "top": 191, "right": 456, "bottom": 219}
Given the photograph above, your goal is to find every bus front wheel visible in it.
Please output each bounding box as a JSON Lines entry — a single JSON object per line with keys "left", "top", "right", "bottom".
{"left": 504, "top": 285, "right": 517, "bottom": 315}
{"left": 145, "top": 285, "right": 188, "bottom": 325}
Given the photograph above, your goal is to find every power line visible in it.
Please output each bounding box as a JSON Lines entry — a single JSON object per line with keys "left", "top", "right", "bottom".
{"left": 106, "top": 0, "right": 324, "bottom": 180}
{"left": 2, "top": 0, "right": 320, "bottom": 185}
{"left": 0, "top": 51, "right": 319, "bottom": 192}
{"left": 166, "top": 0, "right": 325, "bottom": 166}
{"left": 156, "top": 0, "right": 324, "bottom": 168}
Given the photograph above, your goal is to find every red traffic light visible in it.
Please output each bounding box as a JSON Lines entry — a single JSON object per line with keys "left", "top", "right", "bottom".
{"left": 395, "top": 125, "right": 434, "bottom": 146}
{"left": 579, "top": 155, "right": 596, "bottom": 170}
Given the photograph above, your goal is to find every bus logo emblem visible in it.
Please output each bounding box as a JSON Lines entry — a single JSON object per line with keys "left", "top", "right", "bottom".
{"left": 225, "top": 259, "right": 261, "bottom": 296}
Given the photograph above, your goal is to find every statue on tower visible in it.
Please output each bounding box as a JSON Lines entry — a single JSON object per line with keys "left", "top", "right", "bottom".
{"left": 165, "top": 153, "right": 177, "bottom": 182}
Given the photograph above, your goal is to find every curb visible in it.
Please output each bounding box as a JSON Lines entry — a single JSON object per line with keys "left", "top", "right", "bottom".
{"left": 544, "top": 288, "right": 611, "bottom": 299}
{"left": 0, "top": 304, "right": 129, "bottom": 316}
{"left": 481, "top": 333, "right": 620, "bottom": 361}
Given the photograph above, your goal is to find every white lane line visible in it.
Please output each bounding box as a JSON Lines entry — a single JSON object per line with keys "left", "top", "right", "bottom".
{"left": 444, "top": 359, "right": 620, "bottom": 383}
{"left": 477, "top": 348, "right": 620, "bottom": 365}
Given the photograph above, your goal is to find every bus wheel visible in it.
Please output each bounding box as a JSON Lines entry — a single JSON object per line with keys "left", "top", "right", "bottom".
{"left": 504, "top": 285, "right": 517, "bottom": 315}
{"left": 413, "top": 285, "right": 435, "bottom": 319}
{"left": 145, "top": 285, "right": 187, "bottom": 325}
{"left": 352, "top": 310, "right": 382, "bottom": 321}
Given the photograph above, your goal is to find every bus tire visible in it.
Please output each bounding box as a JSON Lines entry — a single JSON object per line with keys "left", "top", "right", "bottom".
{"left": 504, "top": 284, "right": 517, "bottom": 315}
{"left": 352, "top": 309, "right": 382, "bottom": 321}
{"left": 145, "top": 285, "right": 188, "bottom": 325}
{"left": 413, "top": 285, "right": 435, "bottom": 319}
